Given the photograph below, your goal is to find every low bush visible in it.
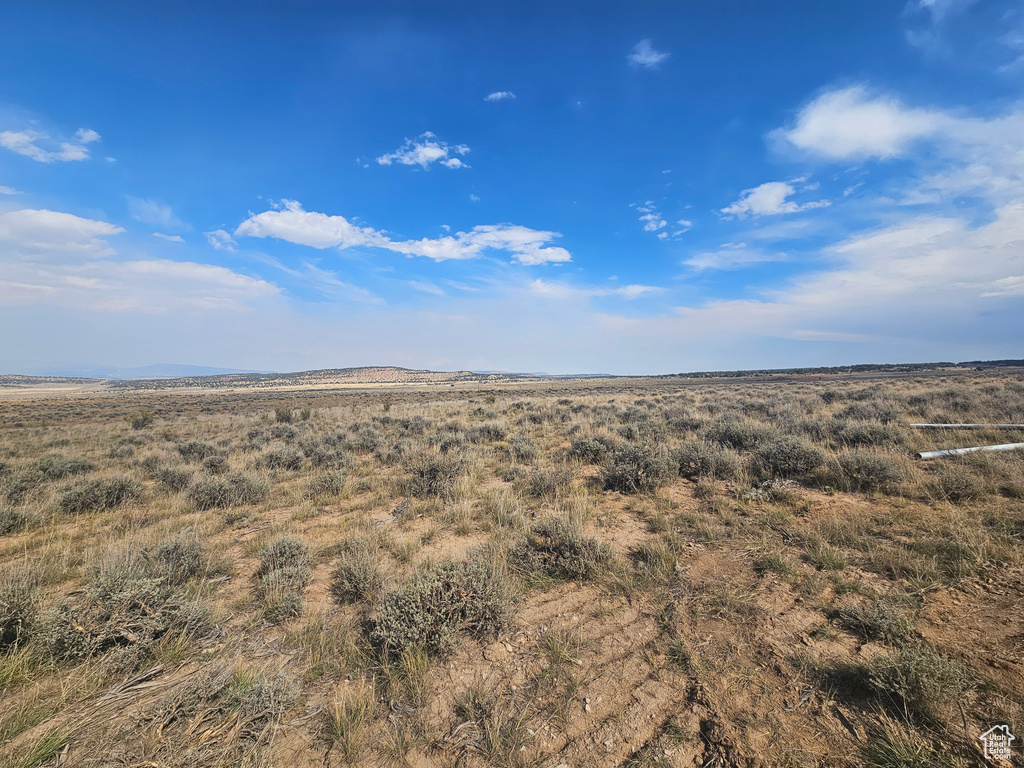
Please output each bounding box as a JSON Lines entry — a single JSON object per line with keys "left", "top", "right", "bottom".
{"left": 568, "top": 432, "right": 619, "bottom": 464}
{"left": 672, "top": 440, "right": 740, "bottom": 480}
{"left": 0, "top": 506, "right": 30, "bottom": 535}
{"left": 601, "top": 443, "right": 675, "bottom": 494}
{"left": 0, "top": 575, "right": 36, "bottom": 648}
{"left": 405, "top": 450, "right": 464, "bottom": 498}
{"left": 370, "top": 558, "right": 513, "bottom": 656}
{"left": 304, "top": 470, "right": 347, "bottom": 500}
{"left": 187, "top": 472, "right": 268, "bottom": 510}
{"left": 37, "top": 455, "right": 94, "bottom": 480}
{"left": 330, "top": 538, "right": 384, "bottom": 605}
{"left": 838, "top": 450, "right": 903, "bottom": 493}
{"left": 177, "top": 441, "right": 219, "bottom": 462}
{"left": 126, "top": 410, "right": 156, "bottom": 430}
{"left": 154, "top": 466, "right": 194, "bottom": 493}
{"left": 831, "top": 597, "right": 912, "bottom": 644}
{"left": 867, "top": 644, "right": 973, "bottom": 722}
{"left": 254, "top": 536, "right": 311, "bottom": 620}
{"left": 58, "top": 475, "right": 142, "bottom": 514}
{"left": 526, "top": 465, "right": 575, "bottom": 498}
{"left": 702, "top": 418, "right": 779, "bottom": 451}
{"left": 202, "top": 454, "right": 230, "bottom": 474}
{"left": 931, "top": 465, "right": 984, "bottom": 504}
{"left": 256, "top": 443, "right": 304, "bottom": 471}
{"left": 511, "top": 516, "right": 611, "bottom": 581}
{"left": 507, "top": 433, "right": 538, "bottom": 462}
{"left": 752, "top": 436, "right": 826, "bottom": 479}
{"left": 467, "top": 422, "right": 508, "bottom": 443}
{"left": 148, "top": 538, "right": 205, "bottom": 586}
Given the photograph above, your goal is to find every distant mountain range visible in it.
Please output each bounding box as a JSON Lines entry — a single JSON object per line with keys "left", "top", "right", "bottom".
{"left": 8, "top": 363, "right": 268, "bottom": 379}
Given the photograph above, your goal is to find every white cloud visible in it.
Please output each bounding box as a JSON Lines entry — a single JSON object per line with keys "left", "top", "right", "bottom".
{"left": 627, "top": 39, "right": 670, "bottom": 68}
{"left": 469, "top": 193, "right": 481, "bottom": 202}
{"left": 205, "top": 229, "right": 237, "bottom": 251}
{"left": 235, "top": 201, "right": 573, "bottom": 265}
{"left": 776, "top": 86, "right": 939, "bottom": 160}
{"left": 153, "top": 233, "right": 184, "bottom": 243}
{"left": 632, "top": 201, "right": 666, "bottom": 232}
{"left": 684, "top": 246, "right": 785, "bottom": 271}
{"left": 530, "top": 278, "right": 661, "bottom": 301}
{"left": 0, "top": 185, "right": 20, "bottom": 195}
{"left": 0, "top": 128, "right": 100, "bottom": 163}
{"left": 0, "top": 209, "right": 123, "bottom": 256}
{"left": 408, "top": 280, "right": 445, "bottom": 296}
{"left": 376, "top": 132, "right": 470, "bottom": 169}
{"left": 127, "top": 197, "right": 186, "bottom": 229}
{"left": 721, "top": 181, "right": 831, "bottom": 218}
{"left": 235, "top": 200, "right": 387, "bottom": 249}
{"left": 484, "top": 91, "right": 516, "bottom": 102}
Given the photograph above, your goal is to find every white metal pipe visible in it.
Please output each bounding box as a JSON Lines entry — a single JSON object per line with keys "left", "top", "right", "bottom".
{"left": 915, "top": 442, "right": 1024, "bottom": 460}
{"left": 910, "top": 424, "right": 1024, "bottom": 430}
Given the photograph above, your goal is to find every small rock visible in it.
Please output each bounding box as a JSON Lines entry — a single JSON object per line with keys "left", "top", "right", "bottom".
{"left": 584, "top": 703, "right": 591, "bottom": 713}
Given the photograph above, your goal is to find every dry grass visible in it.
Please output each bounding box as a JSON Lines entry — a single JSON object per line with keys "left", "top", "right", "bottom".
{"left": 0, "top": 370, "right": 1022, "bottom": 766}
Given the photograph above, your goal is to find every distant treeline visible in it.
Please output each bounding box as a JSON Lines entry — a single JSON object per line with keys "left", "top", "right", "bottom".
{"left": 659, "top": 360, "right": 1023, "bottom": 379}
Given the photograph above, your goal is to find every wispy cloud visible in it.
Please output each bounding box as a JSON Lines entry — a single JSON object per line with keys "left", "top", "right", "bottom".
{"left": 530, "top": 278, "right": 662, "bottom": 301}
{"left": 627, "top": 39, "right": 670, "bottom": 69}
{"left": 0, "top": 127, "right": 101, "bottom": 163}
{"left": 0, "top": 209, "right": 123, "bottom": 257}
{"left": 0, "top": 185, "right": 21, "bottom": 195}
{"left": 128, "top": 197, "right": 186, "bottom": 230}
{"left": 376, "top": 132, "right": 470, "bottom": 169}
{"left": 236, "top": 200, "right": 573, "bottom": 265}
{"left": 631, "top": 202, "right": 691, "bottom": 239}
{"left": 721, "top": 181, "right": 830, "bottom": 218}
{"left": 205, "top": 229, "right": 237, "bottom": 252}
{"left": 684, "top": 244, "right": 785, "bottom": 271}
{"left": 484, "top": 91, "right": 516, "bottom": 102}
{"left": 153, "top": 233, "right": 184, "bottom": 243}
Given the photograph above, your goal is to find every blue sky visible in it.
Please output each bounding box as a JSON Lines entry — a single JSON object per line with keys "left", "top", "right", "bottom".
{"left": 1, "top": 0, "right": 1022, "bottom": 375}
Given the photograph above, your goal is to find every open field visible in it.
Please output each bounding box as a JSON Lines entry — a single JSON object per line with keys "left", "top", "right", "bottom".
{"left": 1, "top": 371, "right": 1022, "bottom": 767}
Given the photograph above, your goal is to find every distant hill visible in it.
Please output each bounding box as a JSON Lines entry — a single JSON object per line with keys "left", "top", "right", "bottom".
{"left": 19, "top": 363, "right": 268, "bottom": 379}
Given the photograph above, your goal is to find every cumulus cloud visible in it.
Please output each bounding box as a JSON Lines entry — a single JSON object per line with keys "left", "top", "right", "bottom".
{"left": 721, "top": 181, "right": 831, "bottom": 218}
{"left": 376, "top": 132, "right": 470, "bottom": 169}
{"left": 632, "top": 201, "right": 666, "bottom": 232}
{"left": 128, "top": 197, "right": 186, "bottom": 229}
{"left": 0, "top": 209, "right": 124, "bottom": 256}
{"left": 775, "top": 86, "right": 939, "bottom": 160}
{"left": 235, "top": 201, "right": 573, "bottom": 265}
{"left": 484, "top": 91, "right": 516, "bottom": 102}
{"left": 0, "top": 127, "right": 101, "bottom": 163}
{"left": 627, "top": 39, "right": 670, "bottom": 68}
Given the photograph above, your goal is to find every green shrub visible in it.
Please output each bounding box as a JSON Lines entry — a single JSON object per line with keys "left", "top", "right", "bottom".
{"left": 304, "top": 471, "right": 347, "bottom": 500}
{"left": 187, "top": 472, "right": 268, "bottom": 510}
{"left": 672, "top": 440, "right": 739, "bottom": 480}
{"left": 274, "top": 407, "right": 294, "bottom": 424}
{"left": 37, "top": 455, "right": 94, "bottom": 480}
{"left": 0, "top": 506, "right": 30, "bottom": 535}
{"left": 702, "top": 418, "right": 779, "bottom": 451}
{"left": 867, "top": 644, "right": 973, "bottom": 722}
{"left": 58, "top": 475, "right": 142, "bottom": 514}
{"left": 467, "top": 422, "right": 508, "bottom": 443}
{"left": 526, "top": 465, "right": 575, "bottom": 498}
{"left": 126, "top": 410, "right": 156, "bottom": 430}
{"left": 149, "top": 538, "right": 204, "bottom": 586}
{"left": 831, "top": 597, "right": 913, "bottom": 644}
{"left": 39, "top": 556, "right": 207, "bottom": 667}
{"left": 257, "top": 443, "right": 304, "bottom": 471}
{"left": 253, "top": 537, "right": 311, "bottom": 619}
{"left": 0, "top": 575, "right": 36, "bottom": 648}
{"left": 154, "top": 466, "right": 194, "bottom": 493}
{"left": 602, "top": 443, "right": 675, "bottom": 494}
{"left": 405, "top": 450, "right": 464, "bottom": 498}
{"left": 177, "top": 441, "right": 218, "bottom": 462}
{"left": 931, "top": 466, "right": 984, "bottom": 504}
{"left": 511, "top": 516, "right": 611, "bottom": 581}
{"left": 838, "top": 450, "right": 903, "bottom": 493}
{"left": 330, "top": 538, "right": 384, "bottom": 604}
{"left": 4, "top": 468, "right": 46, "bottom": 506}
{"left": 507, "top": 434, "right": 538, "bottom": 462}
{"left": 370, "top": 559, "right": 513, "bottom": 656}
{"left": 752, "top": 436, "right": 825, "bottom": 479}
{"left": 202, "top": 454, "right": 230, "bottom": 474}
